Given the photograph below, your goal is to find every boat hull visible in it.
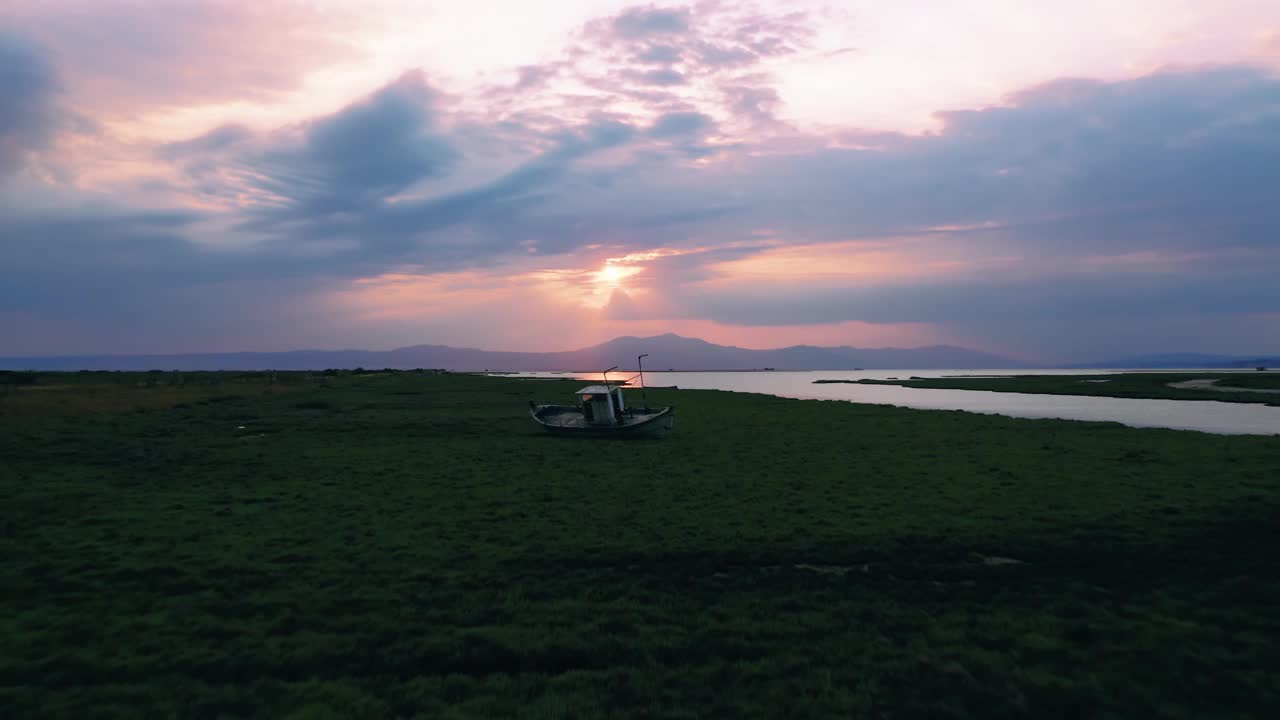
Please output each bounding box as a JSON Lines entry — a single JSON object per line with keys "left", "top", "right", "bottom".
{"left": 530, "top": 404, "right": 675, "bottom": 438}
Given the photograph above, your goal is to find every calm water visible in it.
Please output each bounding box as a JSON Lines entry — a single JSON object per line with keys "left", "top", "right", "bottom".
{"left": 506, "top": 369, "right": 1280, "bottom": 436}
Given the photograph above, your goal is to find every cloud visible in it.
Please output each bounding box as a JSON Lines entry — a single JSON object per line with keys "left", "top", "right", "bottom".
{"left": 581, "top": 65, "right": 1280, "bottom": 355}
{"left": 0, "top": 34, "right": 61, "bottom": 175}
{"left": 635, "top": 44, "right": 682, "bottom": 64}
{"left": 167, "top": 72, "right": 456, "bottom": 220}
{"left": 626, "top": 68, "right": 688, "bottom": 86}
{"left": 674, "top": 271, "right": 1280, "bottom": 360}
{"left": 514, "top": 64, "right": 560, "bottom": 91}
{"left": 680, "top": 269, "right": 1280, "bottom": 328}
{"left": 480, "top": 3, "right": 819, "bottom": 133}
{"left": 157, "top": 125, "right": 254, "bottom": 160}
{"left": 6, "top": 5, "right": 1280, "bottom": 362}
{"left": 604, "top": 288, "right": 645, "bottom": 320}
{"left": 266, "top": 71, "right": 456, "bottom": 213}
{"left": 612, "top": 6, "right": 693, "bottom": 38}
{"left": 3, "top": 0, "right": 364, "bottom": 116}
{"left": 603, "top": 4, "right": 815, "bottom": 69}
{"left": 164, "top": 64, "right": 1280, "bottom": 282}
{"left": 157, "top": 72, "right": 658, "bottom": 272}
{"left": 0, "top": 204, "right": 381, "bottom": 355}
{"left": 649, "top": 111, "right": 715, "bottom": 137}
{"left": 0, "top": 210, "right": 213, "bottom": 319}
{"left": 720, "top": 81, "right": 783, "bottom": 127}
{"left": 697, "top": 66, "right": 1280, "bottom": 253}
{"left": 645, "top": 65, "right": 1280, "bottom": 355}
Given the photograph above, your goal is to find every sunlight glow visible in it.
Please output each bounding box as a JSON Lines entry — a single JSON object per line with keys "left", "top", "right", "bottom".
{"left": 595, "top": 263, "right": 640, "bottom": 287}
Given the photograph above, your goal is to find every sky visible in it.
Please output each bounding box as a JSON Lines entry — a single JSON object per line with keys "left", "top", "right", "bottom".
{"left": 2, "top": 0, "right": 1279, "bottom": 362}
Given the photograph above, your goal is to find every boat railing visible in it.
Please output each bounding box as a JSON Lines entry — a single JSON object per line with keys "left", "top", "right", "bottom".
{"left": 597, "top": 371, "right": 644, "bottom": 388}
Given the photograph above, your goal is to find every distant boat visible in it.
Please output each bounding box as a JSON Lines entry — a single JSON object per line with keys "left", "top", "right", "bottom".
{"left": 528, "top": 362, "right": 674, "bottom": 438}
{"left": 1259, "top": 366, "right": 1269, "bottom": 371}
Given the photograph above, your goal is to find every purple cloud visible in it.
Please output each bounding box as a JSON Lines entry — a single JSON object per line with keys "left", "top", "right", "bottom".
{"left": 169, "top": 72, "right": 457, "bottom": 220}
{"left": 5, "top": 22, "right": 1280, "bottom": 360}
{"left": 5, "top": 0, "right": 362, "bottom": 115}
{"left": 611, "top": 6, "right": 693, "bottom": 38}
{"left": 0, "top": 34, "right": 61, "bottom": 175}
{"left": 720, "top": 81, "right": 783, "bottom": 127}
{"left": 157, "top": 124, "right": 254, "bottom": 159}
{"left": 635, "top": 44, "right": 682, "bottom": 64}
{"left": 490, "top": 3, "right": 817, "bottom": 130}
{"left": 626, "top": 68, "right": 688, "bottom": 86}
{"left": 648, "top": 111, "right": 715, "bottom": 137}
{"left": 515, "top": 64, "right": 560, "bottom": 90}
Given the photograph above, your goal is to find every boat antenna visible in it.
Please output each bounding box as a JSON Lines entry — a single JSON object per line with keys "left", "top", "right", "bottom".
{"left": 637, "top": 354, "right": 649, "bottom": 409}
{"left": 602, "top": 366, "right": 618, "bottom": 390}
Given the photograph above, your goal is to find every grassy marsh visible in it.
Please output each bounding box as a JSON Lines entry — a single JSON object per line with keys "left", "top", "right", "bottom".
{"left": 3, "top": 372, "right": 1279, "bottom": 717}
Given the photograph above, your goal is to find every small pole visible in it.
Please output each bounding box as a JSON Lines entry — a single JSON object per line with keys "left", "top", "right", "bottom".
{"left": 637, "top": 354, "right": 649, "bottom": 409}
{"left": 602, "top": 365, "right": 619, "bottom": 421}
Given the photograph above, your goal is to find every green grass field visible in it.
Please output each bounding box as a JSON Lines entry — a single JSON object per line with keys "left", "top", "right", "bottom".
{"left": 4, "top": 372, "right": 1280, "bottom": 718}
{"left": 819, "top": 372, "right": 1280, "bottom": 406}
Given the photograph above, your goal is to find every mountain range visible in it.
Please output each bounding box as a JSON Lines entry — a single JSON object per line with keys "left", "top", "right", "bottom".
{"left": 2, "top": 334, "right": 1275, "bottom": 371}
{"left": 2, "top": 334, "right": 1024, "bottom": 371}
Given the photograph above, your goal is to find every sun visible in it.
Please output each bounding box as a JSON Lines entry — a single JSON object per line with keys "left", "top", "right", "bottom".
{"left": 599, "top": 264, "right": 626, "bottom": 284}
{"left": 596, "top": 263, "right": 640, "bottom": 287}
{"left": 587, "top": 262, "right": 643, "bottom": 305}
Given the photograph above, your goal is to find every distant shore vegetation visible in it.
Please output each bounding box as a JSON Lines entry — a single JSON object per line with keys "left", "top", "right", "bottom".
{"left": 816, "top": 372, "right": 1280, "bottom": 406}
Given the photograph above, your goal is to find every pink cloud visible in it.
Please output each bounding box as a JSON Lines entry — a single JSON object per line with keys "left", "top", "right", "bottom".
{"left": 697, "top": 236, "right": 1025, "bottom": 286}
{"left": 5, "top": 2, "right": 1280, "bottom": 360}
{"left": 3, "top": 0, "right": 367, "bottom": 119}
{"left": 325, "top": 268, "right": 954, "bottom": 352}
{"left": 472, "top": 1, "right": 823, "bottom": 136}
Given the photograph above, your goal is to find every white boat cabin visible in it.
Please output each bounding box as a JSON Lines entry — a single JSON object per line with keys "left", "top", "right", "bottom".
{"left": 576, "top": 385, "right": 626, "bottom": 425}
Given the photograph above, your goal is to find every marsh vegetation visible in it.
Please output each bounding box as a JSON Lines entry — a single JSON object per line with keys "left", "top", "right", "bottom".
{"left": 3, "top": 372, "right": 1279, "bottom": 717}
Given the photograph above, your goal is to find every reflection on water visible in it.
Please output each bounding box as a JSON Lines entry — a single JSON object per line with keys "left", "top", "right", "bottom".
{"left": 506, "top": 369, "right": 1280, "bottom": 436}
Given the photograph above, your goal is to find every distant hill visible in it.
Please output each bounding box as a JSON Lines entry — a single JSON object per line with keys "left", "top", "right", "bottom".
{"left": 1068, "top": 353, "right": 1280, "bottom": 369}
{"left": 0, "top": 333, "right": 1026, "bottom": 371}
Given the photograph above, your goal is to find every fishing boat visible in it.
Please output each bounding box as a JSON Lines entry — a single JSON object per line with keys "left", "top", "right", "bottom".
{"left": 528, "top": 359, "right": 675, "bottom": 438}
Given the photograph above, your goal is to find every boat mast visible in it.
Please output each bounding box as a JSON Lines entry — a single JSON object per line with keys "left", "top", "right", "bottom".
{"left": 637, "top": 353, "right": 649, "bottom": 409}
{"left": 601, "top": 365, "right": 619, "bottom": 419}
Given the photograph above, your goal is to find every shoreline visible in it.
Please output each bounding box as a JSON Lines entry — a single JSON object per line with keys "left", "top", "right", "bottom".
{"left": 507, "top": 372, "right": 1280, "bottom": 436}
